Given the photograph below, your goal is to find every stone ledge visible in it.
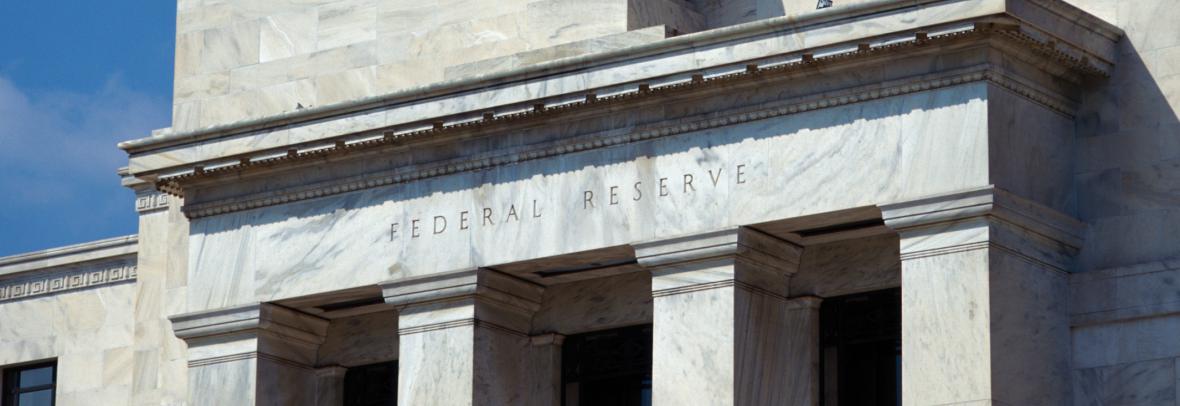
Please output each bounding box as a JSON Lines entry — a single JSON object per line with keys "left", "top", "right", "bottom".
{"left": 0, "top": 234, "right": 137, "bottom": 277}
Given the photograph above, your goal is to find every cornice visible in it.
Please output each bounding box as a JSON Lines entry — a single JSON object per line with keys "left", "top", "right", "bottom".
{"left": 177, "top": 61, "right": 1072, "bottom": 220}
{"left": 119, "top": 0, "right": 1120, "bottom": 156}
{"left": 0, "top": 235, "right": 137, "bottom": 277}
{"left": 137, "top": 13, "right": 1110, "bottom": 194}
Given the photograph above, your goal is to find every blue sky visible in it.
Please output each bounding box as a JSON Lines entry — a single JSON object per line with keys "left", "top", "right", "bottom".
{"left": 0, "top": 1, "right": 176, "bottom": 256}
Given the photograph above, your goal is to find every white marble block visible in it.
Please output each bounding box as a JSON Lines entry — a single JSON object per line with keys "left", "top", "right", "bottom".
{"left": 635, "top": 227, "right": 809, "bottom": 405}
{"left": 782, "top": 296, "right": 821, "bottom": 406}
{"left": 383, "top": 268, "right": 545, "bottom": 405}
{"left": 170, "top": 303, "right": 329, "bottom": 406}
{"left": 881, "top": 186, "right": 1084, "bottom": 406}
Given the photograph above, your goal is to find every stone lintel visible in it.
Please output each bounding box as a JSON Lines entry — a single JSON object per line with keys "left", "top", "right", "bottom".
{"left": 382, "top": 268, "right": 543, "bottom": 334}
{"left": 880, "top": 186, "right": 1086, "bottom": 270}
{"left": 170, "top": 303, "right": 329, "bottom": 365}
{"left": 635, "top": 227, "right": 802, "bottom": 297}
{"left": 314, "top": 366, "right": 348, "bottom": 406}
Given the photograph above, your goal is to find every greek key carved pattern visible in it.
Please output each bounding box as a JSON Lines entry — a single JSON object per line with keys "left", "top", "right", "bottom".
{"left": 0, "top": 262, "right": 137, "bottom": 303}
{"left": 135, "top": 192, "right": 169, "bottom": 213}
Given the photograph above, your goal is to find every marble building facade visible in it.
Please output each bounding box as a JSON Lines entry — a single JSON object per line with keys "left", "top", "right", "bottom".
{"left": 2, "top": 0, "right": 1179, "bottom": 405}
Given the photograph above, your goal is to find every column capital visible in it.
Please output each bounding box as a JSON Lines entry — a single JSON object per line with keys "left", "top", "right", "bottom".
{"left": 170, "top": 302, "right": 328, "bottom": 366}
{"left": 529, "top": 333, "right": 565, "bottom": 347}
{"left": 381, "top": 268, "right": 543, "bottom": 334}
{"left": 635, "top": 227, "right": 802, "bottom": 298}
{"left": 634, "top": 227, "right": 803, "bottom": 273}
{"left": 880, "top": 186, "right": 1087, "bottom": 270}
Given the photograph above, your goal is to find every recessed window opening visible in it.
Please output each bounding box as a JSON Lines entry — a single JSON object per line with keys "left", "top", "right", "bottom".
{"left": 820, "top": 288, "right": 901, "bottom": 406}
{"left": 2, "top": 360, "right": 57, "bottom": 406}
{"left": 561, "top": 324, "right": 653, "bottom": 406}
{"left": 344, "top": 361, "right": 397, "bottom": 406}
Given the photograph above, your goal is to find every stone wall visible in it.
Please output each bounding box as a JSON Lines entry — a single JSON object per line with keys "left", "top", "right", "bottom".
{"left": 1069, "top": 0, "right": 1180, "bottom": 270}
{"left": 171, "top": 0, "right": 705, "bottom": 132}
{"left": 0, "top": 237, "right": 139, "bottom": 406}
{"left": 0, "top": 285, "right": 137, "bottom": 405}
{"left": 129, "top": 192, "right": 190, "bottom": 406}
{"left": 1060, "top": 1, "right": 1180, "bottom": 402}
{"left": 1072, "top": 261, "right": 1180, "bottom": 405}
{"left": 169, "top": 0, "right": 899, "bottom": 133}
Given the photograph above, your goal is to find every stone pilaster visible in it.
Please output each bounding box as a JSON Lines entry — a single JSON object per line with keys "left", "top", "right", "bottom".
{"left": 121, "top": 169, "right": 190, "bottom": 406}
{"left": 314, "top": 366, "right": 346, "bottom": 406}
{"left": 634, "top": 227, "right": 804, "bottom": 406}
{"left": 170, "top": 303, "right": 328, "bottom": 406}
{"left": 881, "top": 186, "right": 1084, "bottom": 406}
{"left": 783, "top": 296, "right": 821, "bottom": 406}
{"left": 382, "top": 268, "right": 543, "bottom": 405}
{"left": 527, "top": 333, "right": 565, "bottom": 406}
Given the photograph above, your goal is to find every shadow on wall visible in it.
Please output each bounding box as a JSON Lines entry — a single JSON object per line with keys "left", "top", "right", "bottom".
{"left": 1075, "top": 38, "right": 1180, "bottom": 270}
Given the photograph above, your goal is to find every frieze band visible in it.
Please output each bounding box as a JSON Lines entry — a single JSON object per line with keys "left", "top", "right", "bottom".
{"left": 0, "top": 261, "right": 137, "bottom": 303}
{"left": 172, "top": 24, "right": 1085, "bottom": 220}
{"left": 135, "top": 191, "right": 170, "bottom": 213}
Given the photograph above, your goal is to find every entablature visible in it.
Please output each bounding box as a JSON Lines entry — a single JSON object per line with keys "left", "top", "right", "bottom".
{"left": 122, "top": 0, "right": 1120, "bottom": 208}
{"left": 0, "top": 235, "right": 138, "bottom": 303}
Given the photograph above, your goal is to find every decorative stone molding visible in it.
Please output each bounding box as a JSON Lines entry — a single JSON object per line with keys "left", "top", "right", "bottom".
{"left": 880, "top": 186, "right": 1086, "bottom": 271}
{"left": 634, "top": 227, "right": 802, "bottom": 298}
{"left": 161, "top": 23, "right": 1097, "bottom": 220}
{"left": 381, "top": 268, "right": 543, "bottom": 335}
{"left": 0, "top": 260, "right": 137, "bottom": 303}
{"left": 175, "top": 68, "right": 1069, "bottom": 220}
{"left": 170, "top": 303, "right": 329, "bottom": 367}
{"left": 135, "top": 191, "right": 170, "bottom": 213}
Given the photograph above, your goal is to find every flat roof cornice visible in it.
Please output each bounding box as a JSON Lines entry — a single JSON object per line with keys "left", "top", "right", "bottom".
{"left": 120, "top": 0, "right": 1121, "bottom": 179}
{"left": 0, "top": 235, "right": 138, "bottom": 278}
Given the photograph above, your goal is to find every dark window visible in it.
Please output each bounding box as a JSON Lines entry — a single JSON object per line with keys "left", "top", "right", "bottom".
{"left": 344, "top": 361, "right": 397, "bottom": 406}
{"left": 820, "top": 289, "right": 901, "bottom": 406}
{"left": 2, "top": 361, "right": 56, "bottom": 406}
{"left": 562, "top": 324, "right": 652, "bottom": 406}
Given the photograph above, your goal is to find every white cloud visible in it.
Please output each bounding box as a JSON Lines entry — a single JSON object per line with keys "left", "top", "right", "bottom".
{"left": 0, "top": 74, "right": 170, "bottom": 252}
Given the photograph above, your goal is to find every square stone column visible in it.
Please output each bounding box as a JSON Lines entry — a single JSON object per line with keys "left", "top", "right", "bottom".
{"left": 382, "top": 268, "right": 544, "bottom": 406}
{"left": 170, "top": 303, "right": 329, "bottom": 406}
{"left": 881, "top": 186, "right": 1084, "bottom": 406}
{"left": 783, "top": 296, "right": 822, "bottom": 406}
{"left": 314, "top": 366, "right": 346, "bottom": 406}
{"left": 635, "top": 227, "right": 805, "bottom": 406}
{"left": 526, "top": 333, "right": 565, "bottom": 405}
